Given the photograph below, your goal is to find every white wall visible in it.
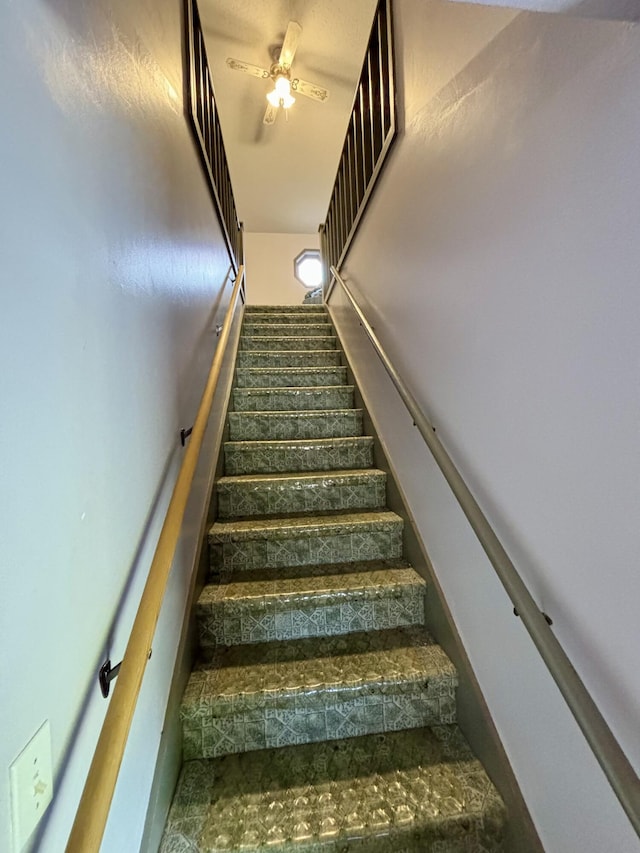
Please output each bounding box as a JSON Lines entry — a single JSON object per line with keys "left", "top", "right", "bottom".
{"left": 0, "top": 1, "right": 235, "bottom": 850}
{"left": 329, "top": 3, "right": 640, "bottom": 851}
{"left": 244, "top": 231, "right": 320, "bottom": 304}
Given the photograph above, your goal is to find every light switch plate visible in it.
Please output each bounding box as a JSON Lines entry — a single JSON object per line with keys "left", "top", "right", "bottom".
{"left": 10, "top": 720, "right": 53, "bottom": 852}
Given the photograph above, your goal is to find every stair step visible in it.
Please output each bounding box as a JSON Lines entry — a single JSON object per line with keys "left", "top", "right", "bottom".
{"left": 236, "top": 349, "right": 342, "bottom": 368}
{"left": 242, "top": 313, "right": 328, "bottom": 326}
{"left": 245, "top": 304, "right": 327, "bottom": 314}
{"left": 162, "top": 298, "right": 512, "bottom": 853}
{"left": 180, "top": 627, "right": 457, "bottom": 760}
{"left": 161, "top": 726, "right": 506, "bottom": 853}
{"left": 224, "top": 436, "right": 375, "bottom": 475}
{"left": 234, "top": 366, "right": 348, "bottom": 388}
{"left": 228, "top": 408, "right": 363, "bottom": 441}
{"left": 209, "top": 510, "right": 403, "bottom": 574}
{"left": 232, "top": 385, "right": 354, "bottom": 413}
{"left": 242, "top": 322, "right": 333, "bottom": 337}
{"left": 196, "top": 560, "right": 425, "bottom": 648}
{"left": 239, "top": 335, "right": 338, "bottom": 351}
{"left": 216, "top": 469, "right": 387, "bottom": 518}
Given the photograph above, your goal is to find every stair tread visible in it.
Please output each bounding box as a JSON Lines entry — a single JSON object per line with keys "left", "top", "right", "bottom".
{"left": 209, "top": 510, "right": 402, "bottom": 542}
{"left": 184, "top": 626, "right": 456, "bottom": 708}
{"left": 234, "top": 384, "right": 354, "bottom": 393}
{"left": 232, "top": 386, "right": 354, "bottom": 412}
{"left": 242, "top": 336, "right": 337, "bottom": 341}
{"left": 216, "top": 467, "right": 386, "bottom": 518}
{"left": 228, "top": 409, "right": 364, "bottom": 443}
{"left": 224, "top": 436, "right": 372, "bottom": 450}
{"left": 243, "top": 313, "right": 328, "bottom": 323}
{"left": 236, "top": 351, "right": 343, "bottom": 368}
{"left": 217, "top": 468, "right": 385, "bottom": 487}
{"left": 238, "top": 349, "right": 339, "bottom": 354}
{"left": 235, "top": 367, "right": 348, "bottom": 388}
{"left": 245, "top": 304, "right": 326, "bottom": 310}
{"left": 197, "top": 561, "right": 425, "bottom": 648}
{"left": 198, "top": 560, "right": 424, "bottom": 607}
{"left": 223, "top": 437, "right": 375, "bottom": 476}
{"left": 242, "top": 323, "right": 333, "bottom": 331}
{"left": 161, "top": 725, "right": 506, "bottom": 853}
{"left": 229, "top": 408, "right": 361, "bottom": 417}
{"left": 240, "top": 339, "right": 338, "bottom": 353}
{"left": 235, "top": 366, "right": 346, "bottom": 373}
{"left": 240, "top": 342, "right": 337, "bottom": 351}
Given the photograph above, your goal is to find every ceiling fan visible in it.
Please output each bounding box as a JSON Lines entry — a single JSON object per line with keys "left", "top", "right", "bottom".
{"left": 226, "top": 21, "right": 329, "bottom": 125}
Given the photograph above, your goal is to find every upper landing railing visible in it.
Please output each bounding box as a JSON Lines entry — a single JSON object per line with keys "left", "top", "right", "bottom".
{"left": 185, "top": 0, "right": 243, "bottom": 270}
{"left": 320, "top": 0, "right": 397, "bottom": 277}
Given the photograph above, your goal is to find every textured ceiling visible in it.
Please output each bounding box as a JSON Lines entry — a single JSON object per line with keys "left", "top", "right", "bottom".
{"left": 199, "top": 0, "right": 378, "bottom": 233}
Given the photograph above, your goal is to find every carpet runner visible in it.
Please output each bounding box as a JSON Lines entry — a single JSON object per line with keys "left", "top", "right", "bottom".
{"left": 161, "top": 304, "right": 506, "bottom": 852}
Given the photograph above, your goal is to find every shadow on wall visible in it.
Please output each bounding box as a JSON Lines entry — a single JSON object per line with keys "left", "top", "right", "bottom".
{"left": 30, "top": 441, "right": 179, "bottom": 850}
{"left": 397, "top": 9, "right": 626, "bottom": 265}
{"left": 31, "top": 285, "right": 228, "bottom": 850}
{"left": 574, "top": 0, "right": 640, "bottom": 20}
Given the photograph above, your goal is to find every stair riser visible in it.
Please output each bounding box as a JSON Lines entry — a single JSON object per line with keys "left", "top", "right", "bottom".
{"left": 244, "top": 314, "right": 327, "bottom": 325}
{"left": 232, "top": 387, "right": 354, "bottom": 412}
{"left": 224, "top": 438, "right": 374, "bottom": 475}
{"left": 245, "top": 306, "right": 326, "bottom": 315}
{"left": 234, "top": 367, "right": 348, "bottom": 388}
{"left": 181, "top": 679, "right": 456, "bottom": 760}
{"left": 239, "top": 336, "right": 337, "bottom": 351}
{"left": 228, "top": 410, "right": 363, "bottom": 441}
{"left": 197, "top": 591, "right": 424, "bottom": 648}
{"left": 217, "top": 475, "right": 386, "bottom": 518}
{"left": 235, "top": 350, "right": 342, "bottom": 368}
{"left": 209, "top": 528, "right": 403, "bottom": 574}
{"left": 244, "top": 312, "right": 331, "bottom": 327}
{"left": 242, "top": 324, "right": 333, "bottom": 337}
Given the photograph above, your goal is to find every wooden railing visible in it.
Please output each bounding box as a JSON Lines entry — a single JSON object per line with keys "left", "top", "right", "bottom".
{"left": 320, "top": 0, "right": 397, "bottom": 281}
{"left": 66, "top": 267, "right": 245, "bottom": 852}
{"left": 185, "top": 0, "right": 243, "bottom": 270}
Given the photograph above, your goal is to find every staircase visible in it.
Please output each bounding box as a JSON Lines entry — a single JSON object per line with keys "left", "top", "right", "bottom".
{"left": 161, "top": 305, "right": 506, "bottom": 852}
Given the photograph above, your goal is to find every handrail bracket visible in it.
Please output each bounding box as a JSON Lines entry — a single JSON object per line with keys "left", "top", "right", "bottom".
{"left": 98, "top": 660, "right": 122, "bottom": 699}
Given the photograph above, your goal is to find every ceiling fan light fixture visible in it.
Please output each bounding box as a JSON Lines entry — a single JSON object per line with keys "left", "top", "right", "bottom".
{"left": 226, "top": 21, "right": 329, "bottom": 126}
{"left": 267, "top": 75, "right": 295, "bottom": 109}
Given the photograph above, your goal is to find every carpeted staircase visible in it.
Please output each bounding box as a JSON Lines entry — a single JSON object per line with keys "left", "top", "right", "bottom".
{"left": 161, "top": 305, "right": 506, "bottom": 852}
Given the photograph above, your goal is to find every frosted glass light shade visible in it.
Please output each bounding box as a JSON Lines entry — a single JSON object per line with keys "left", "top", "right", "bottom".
{"left": 267, "top": 76, "right": 295, "bottom": 109}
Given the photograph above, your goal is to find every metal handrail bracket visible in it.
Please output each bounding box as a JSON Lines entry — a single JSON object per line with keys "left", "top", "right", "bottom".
{"left": 328, "top": 265, "right": 640, "bottom": 838}
{"left": 66, "top": 266, "right": 245, "bottom": 853}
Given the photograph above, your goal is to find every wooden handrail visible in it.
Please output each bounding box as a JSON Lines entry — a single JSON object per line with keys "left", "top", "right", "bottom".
{"left": 66, "top": 266, "right": 245, "bottom": 852}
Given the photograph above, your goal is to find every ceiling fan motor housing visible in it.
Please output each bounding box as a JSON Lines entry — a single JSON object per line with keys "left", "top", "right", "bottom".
{"left": 270, "top": 62, "right": 291, "bottom": 82}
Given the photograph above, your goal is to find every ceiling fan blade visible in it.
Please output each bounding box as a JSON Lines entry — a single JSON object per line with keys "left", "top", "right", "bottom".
{"left": 226, "top": 58, "right": 270, "bottom": 79}
{"left": 291, "top": 78, "right": 330, "bottom": 102}
{"left": 278, "top": 21, "right": 302, "bottom": 70}
{"left": 263, "top": 102, "right": 279, "bottom": 125}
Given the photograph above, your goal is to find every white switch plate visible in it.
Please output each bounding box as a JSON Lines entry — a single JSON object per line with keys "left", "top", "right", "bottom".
{"left": 10, "top": 720, "right": 53, "bottom": 852}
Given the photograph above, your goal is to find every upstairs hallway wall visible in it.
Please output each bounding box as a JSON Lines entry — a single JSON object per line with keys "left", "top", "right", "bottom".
{"left": 244, "top": 232, "right": 321, "bottom": 305}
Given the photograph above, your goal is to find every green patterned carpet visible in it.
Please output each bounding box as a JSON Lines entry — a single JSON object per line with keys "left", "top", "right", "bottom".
{"left": 161, "top": 305, "right": 506, "bottom": 852}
